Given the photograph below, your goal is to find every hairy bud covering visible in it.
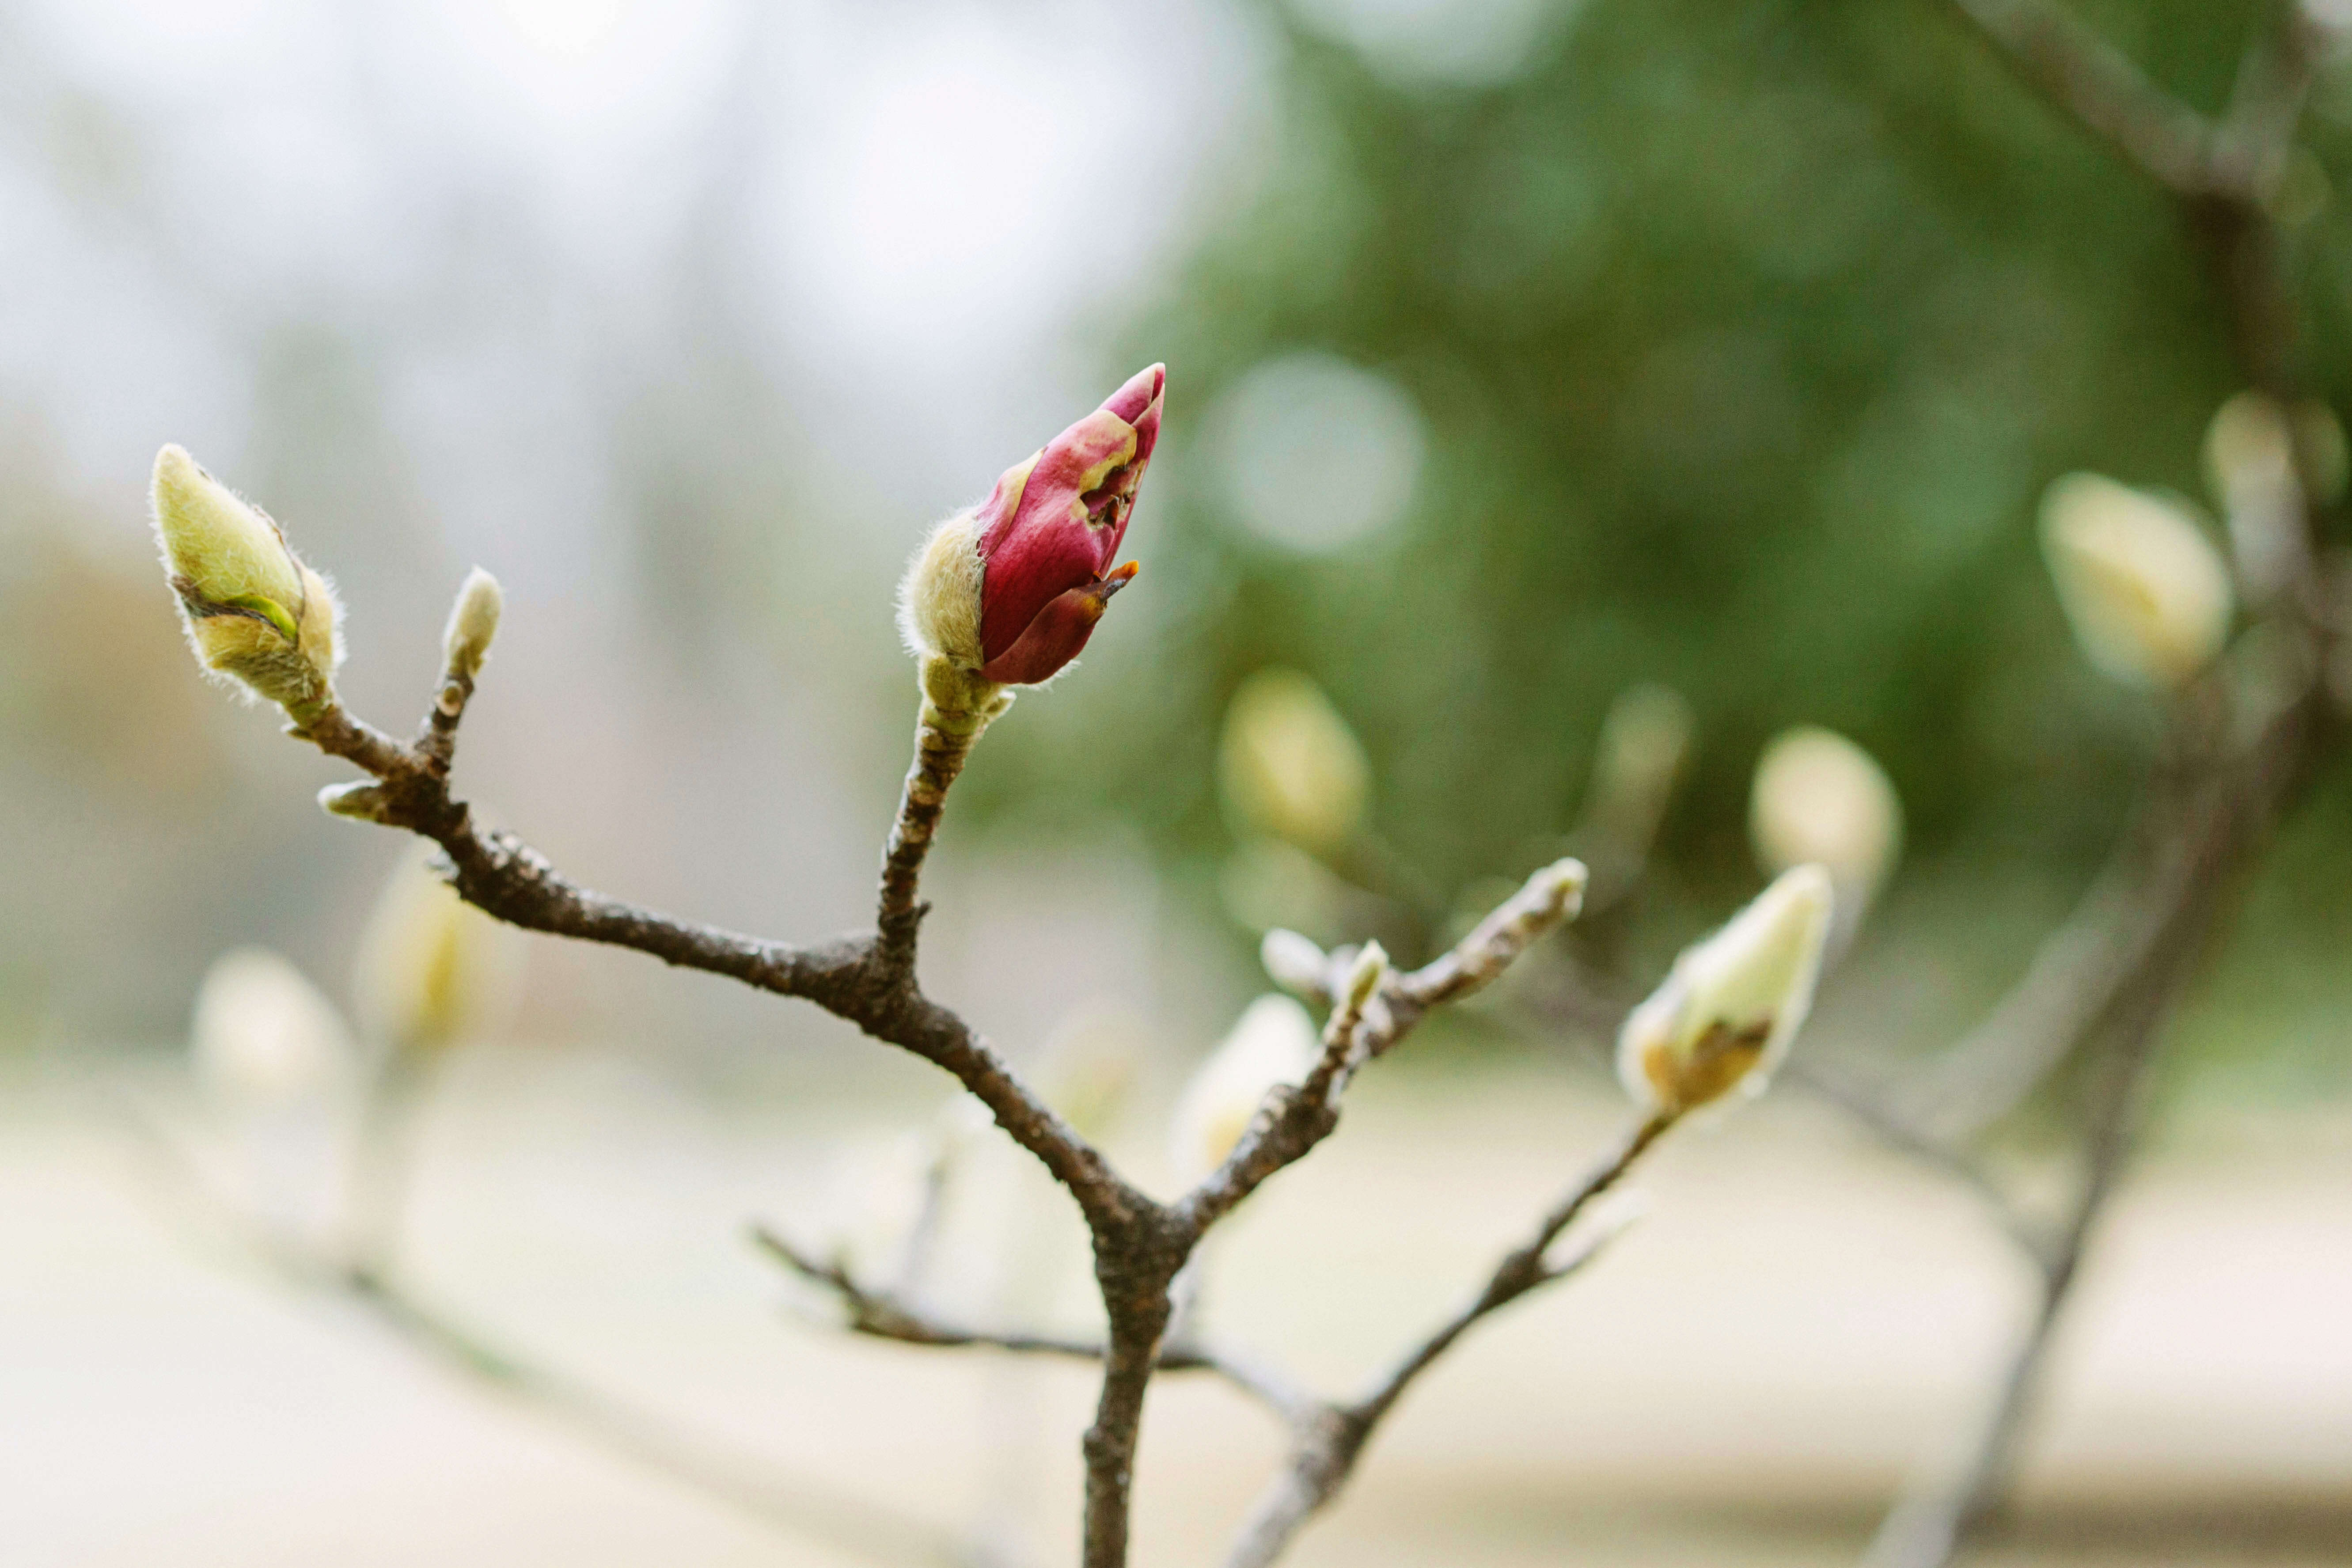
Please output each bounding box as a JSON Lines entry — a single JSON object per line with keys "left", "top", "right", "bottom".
{"left": 899, "top": 364, "right": 1165, "bottom": 686}
{"left": 152, "top": 445, "right": 343, "bottom": 720}
{"left": 1617, "top": 865, "right": 1832, "bottom": 1115}
{"left": 441, "top": 567, "right": 504, "bottom": 681}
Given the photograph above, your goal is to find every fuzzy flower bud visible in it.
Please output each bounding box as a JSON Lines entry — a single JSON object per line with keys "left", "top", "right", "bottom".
{"left": 151, "top": 444, "right": 342, "bottom": 721}
{"left": 2040, "top": 473, "right": 2233, "bottom": 689}
{"left": 1169, "top": 995, "right": 1321, "bottom": 1185}
{"left": 353, "top": 845, "right": 515, "bottom": 1054}
{"left": 899, "top": 364, "right": 1165, "bottom": 686}
{"left": 441, "top": 567, "right": 503, "bottom": 681}
{"left": 190, "top": 948, "right": 356, "bottom": 1110}
{"left": 1218, "top": 668, "right": 1371, "bottom": 856}
{"left": 1750, "top": 727, "right": 1902, "bottom": 915}
{"left": 1616, "top": 865, "right": 1833, "bottom": 1116}
{"left": 1342, "top": 939, "right": 1388, "bottom": 1012}
{"left": 1259, "top": 928, "right": 1331, "bottom": 999}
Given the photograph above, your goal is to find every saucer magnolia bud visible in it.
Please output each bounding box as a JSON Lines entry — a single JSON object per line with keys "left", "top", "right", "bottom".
{"left": 1617, "top": 865, "right": 1832, "bottom": 1116}
{"left": 1259, "top": 928, "right": 1331, "bottom": 999}
{"left": 441, "top": 567, "right": 503, "bottom": 681}
{"left": 1341, "top": 939, "right": 1388, "bottom": 1012}
{"left": 1169, "top": 995, "right": 1321, "bottom": 1185}
{"left": 1750, "top": 727, "right": 1902, "bottom": 913}
{"left": 1219, "top": 668, "right": 1371, "bottom": 856}
{"left": 190, "top": 948, "right": 356, "bottom": 1110}
{"left": 353, "top": 846, "right": 514, "bottom": 1054}
{"left": 899, "top": 364, "right": 1165, "bottom": 686}
{"left": 151, "top": 445, "right": 342, "bottom": 721}
{"left": 2040, "top": 473, "right": 2233, "bottom": 689}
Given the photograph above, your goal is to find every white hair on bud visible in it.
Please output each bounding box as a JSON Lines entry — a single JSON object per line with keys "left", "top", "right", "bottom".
{"left": 897, "top": 509, "right": 986, "bottom": 669}
{"left": 1616, "top": 864, "right": 1833, "bottom": 1115}
{"left": 442, "top": 567, "right": 503, "bottom": 680}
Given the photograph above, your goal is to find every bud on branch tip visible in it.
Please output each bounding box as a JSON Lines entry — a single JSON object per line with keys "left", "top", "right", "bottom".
{"left": 443, "top": 567, "right": 503, "bottom": 681}
{"left": 151, "top": 444, "right": 342, "bottom": 721}
{"left": 1617, "top": 864, "right": 1832, "bottom": 1116}
{"left": 899, "top": 365, "right": 1165, "bottom": 688}
{"left": 2040, "top": 472, "right": 2233, "bottom": 690}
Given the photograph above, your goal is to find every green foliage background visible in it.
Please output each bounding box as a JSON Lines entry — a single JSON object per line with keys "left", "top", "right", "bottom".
{"left": 965, "top": 0, "right": 2352, "bottom": 1082}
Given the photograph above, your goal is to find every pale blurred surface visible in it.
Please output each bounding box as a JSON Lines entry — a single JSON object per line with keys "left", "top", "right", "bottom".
{"left": 10, "top": 0, "right": 2352, "bottom": 1561}
{"left": 7, "top": 1052, "right": 2346, "bottom": 1567}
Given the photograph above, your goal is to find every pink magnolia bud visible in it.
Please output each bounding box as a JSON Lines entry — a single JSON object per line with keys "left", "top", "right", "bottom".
{"left": 899, "top": 365, "right": 1164, "bottom": 686}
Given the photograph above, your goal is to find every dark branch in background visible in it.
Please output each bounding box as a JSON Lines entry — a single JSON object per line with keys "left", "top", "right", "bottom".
{"left": 116, "top": 1101, "right": 957, "bottom": 1568}
{"left": 1941, "top": 0, "right": 2219, "bottom": 194}
{"left": 1833, "top": 5, "right": 2347, "bottom": 1566}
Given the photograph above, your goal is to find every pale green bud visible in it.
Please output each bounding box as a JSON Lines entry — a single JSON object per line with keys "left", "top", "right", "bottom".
{"left": 2204, "top": 394, "right": 2306, "bottom": 601}
{"left": 318, "top": 781, "right": 389, "bottom": 821}
{"left": 1342, "top": 938, "right": 1388, "bottom": 1011}
{"left": 190, "top": 947, "right": 356, "bottom": 1110}
{"left": 441, "top": 567, "right": 503, "bottom": 681}
{"left": 1259, "top": 928, "right": 1330, "bottom": 999}
{"left": 353, "top": 844, "right": 516, "bottom": 1054}
{"left": 151, "top": 444, "right": 342, "bottom": 720}
{"left": 1616, "top": 865, "right": 1832, "bottom": 1116}
{"left": 1218, "top": 668, "right": 1370, "bottom": 856}
{"left": 1584, "top": 683, "right": 1694, "bottom": 849}
{"left": 2041, "top": 473, "right": 2233, "bottom": 689}
{"left": 1749, "top": 727, "right": 1902, "bottom": 915}
{"left": 1169, "top": 995, "right": 1321, "bottom": 1185}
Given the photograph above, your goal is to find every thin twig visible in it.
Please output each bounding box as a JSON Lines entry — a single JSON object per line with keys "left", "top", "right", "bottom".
{"left": 1219, "top": 1113, "right": 1667, "bottom": 1568}
{"left": 749, "top": 1225, "right": 1311, "bottom": 1420}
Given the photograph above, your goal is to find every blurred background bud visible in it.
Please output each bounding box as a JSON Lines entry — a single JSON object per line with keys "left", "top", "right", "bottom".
{"left": 1218, "top": 668, "right": 1371, "bottom": 858}
{"left": 2204, "top": 394, "right": 2309, "bottom": 602}
{"left": 189, "top": 947, "right": 356, "bottom": 1112}
{"left": 440, "top": 568, "right": 504, "bottom": 681}
{"left": 1581, "top": 683, "right": 1695, "bottom": 857}
{"left": 1617, "top": 865, "right": 1832, "bottom": 1116}
{"left": 352, "top": 845, "right": 520, "bottom": 1055}
{"left": 2040, "top": 472, "right": 2234, "bottom": 690}
{"left": 1749, "top": 726, "right": 1903, "bottom": 926}
{"left": 150, "top": 445, "right": 341, "bottom": 719}
{"left": 1032, "top": 1003, "right": 1147, "bottom": 1144}
{"left": 1168, "top": 994, "right": 1320, "bottom": 1187}
{"left": 1259, "top": 928, "right": 1330, "bottom": 999}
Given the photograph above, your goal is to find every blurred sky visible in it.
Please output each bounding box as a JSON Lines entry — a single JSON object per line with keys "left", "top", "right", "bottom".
{"left": 0, "top": 0, "right": 1279, "bottom": 1050}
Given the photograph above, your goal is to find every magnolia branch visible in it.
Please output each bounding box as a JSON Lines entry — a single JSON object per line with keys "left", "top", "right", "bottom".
{"left": 1220, "top": 1112, "right": 1666, "bottom": 1568}
{"left": 293, "top": 661, "right": 1138, "bottom": 1237}
{"left": 749, "top": 1226, "right": 1312, "bottom": 1420}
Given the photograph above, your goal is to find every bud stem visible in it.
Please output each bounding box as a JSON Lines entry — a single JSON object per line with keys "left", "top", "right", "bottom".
{"left": 876, "top": 657, "right": 1014, "bottom": 964}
